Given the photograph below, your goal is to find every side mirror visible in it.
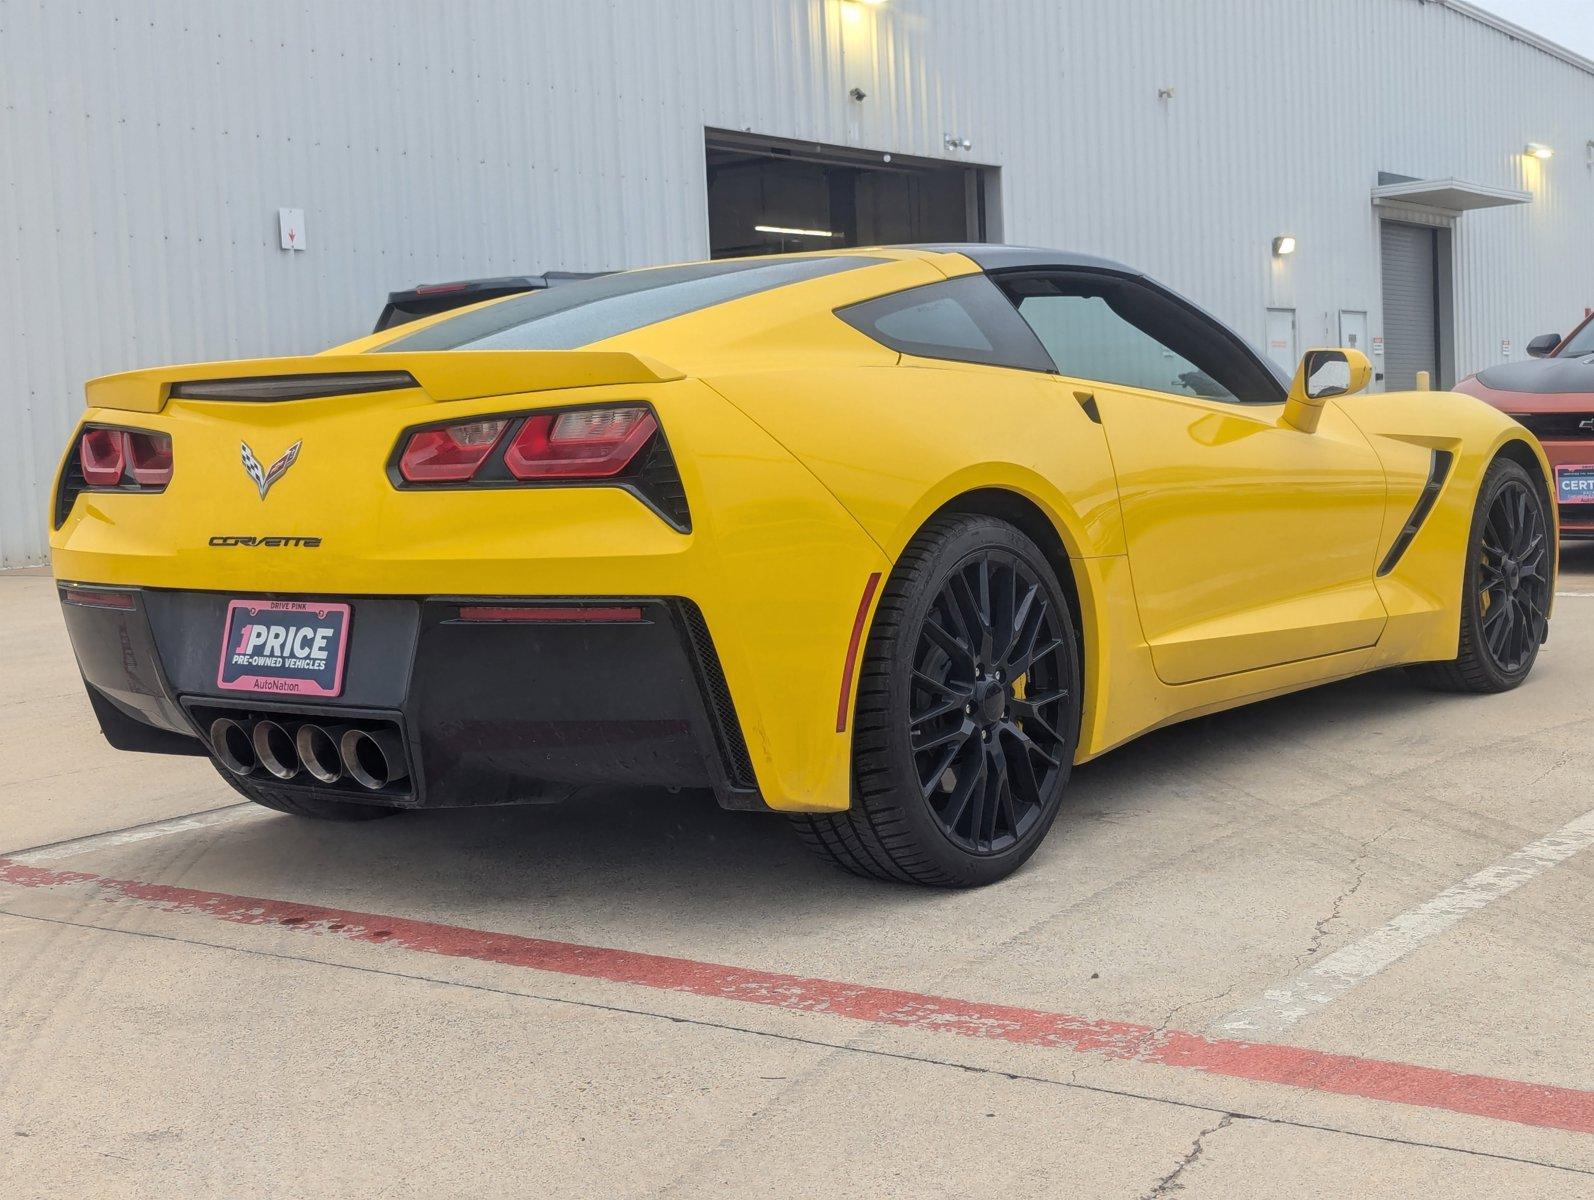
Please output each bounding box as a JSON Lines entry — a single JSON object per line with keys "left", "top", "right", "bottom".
{"left": 1283, "top": 348, "right": 1373, "bottom": 433}
{"left": 1527, "top": 333, "right": 1561, "bottom": 359}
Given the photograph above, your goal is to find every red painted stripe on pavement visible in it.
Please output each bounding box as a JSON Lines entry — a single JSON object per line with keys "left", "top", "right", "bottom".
{"left": 2, "top": 855, "right": 1589, "bottom": 1135}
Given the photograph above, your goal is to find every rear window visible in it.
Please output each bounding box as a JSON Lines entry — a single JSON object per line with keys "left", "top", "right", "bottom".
{"left": 836, "top": 275, "right": 1055, "bottom": 373}
{"left": 377, "top": 255, "right": 884, "bottom": 352}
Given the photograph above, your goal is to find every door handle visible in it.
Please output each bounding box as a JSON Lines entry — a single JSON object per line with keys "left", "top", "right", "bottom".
{"left": 1073, "top": 390, "right": 1101, "bottom": 423}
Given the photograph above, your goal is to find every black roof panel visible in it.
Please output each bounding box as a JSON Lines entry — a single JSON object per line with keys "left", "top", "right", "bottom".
{"left": 900, "top": 243, "right": 1140, "bottom": 275}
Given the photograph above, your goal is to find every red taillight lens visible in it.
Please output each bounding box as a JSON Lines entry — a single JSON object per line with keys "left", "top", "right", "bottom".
{"left": 504, "top": 406, "right": 657, "bottom": 480}
{"left": 79, "top": 428, "right": 127, "bottom": 485}
{"left": 398, "top": 419, "right": 508, "bottom": 482}
{"left": 126, "top": 431, "right": 174, "bottom": 486}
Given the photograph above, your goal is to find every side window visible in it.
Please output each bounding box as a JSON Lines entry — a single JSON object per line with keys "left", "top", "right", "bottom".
{"left": 996, "top": 272, "right": 1283, "bottom": 404}
{"left": 837, "top": 275, "right": 1055, "bottom": 373}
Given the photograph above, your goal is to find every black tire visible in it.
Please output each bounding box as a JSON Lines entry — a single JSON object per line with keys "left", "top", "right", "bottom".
{"left": 211, "top": 762, "right": 403, "bottom": 822}
{"left": 1409, "top": 457, "right": 1551, "bottom": 693}
{"left": 792, "top": 515, "right": 1082, "bottom": 887}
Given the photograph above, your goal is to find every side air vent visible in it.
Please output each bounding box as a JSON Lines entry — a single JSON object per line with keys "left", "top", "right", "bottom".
{"left": 632, "top": 433, "right": 692, "bottom": 532}
{"left": 674, "top": 601, "right": 757, "bottom": 794}
{"left": 170, "top": 371, "right": 419, "bottom": 402}
{"left": 1378, "top": 450, "right": 1454, "bottom": 576}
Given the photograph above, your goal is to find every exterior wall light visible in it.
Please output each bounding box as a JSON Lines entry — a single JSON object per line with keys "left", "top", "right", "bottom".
{"left": 755, "top": 225, "right": 836, "bottom": 238}
{"left": 1525, "top": 143, "right": 1554, "bottom": 159}
{"left": 1272, "top": 236, "right": 1297, "bottom": 257}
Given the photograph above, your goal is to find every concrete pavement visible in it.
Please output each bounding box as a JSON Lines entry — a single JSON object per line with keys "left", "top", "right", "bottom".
{"left": 2, "top": 544, "right": 1591, "bottom": 1197}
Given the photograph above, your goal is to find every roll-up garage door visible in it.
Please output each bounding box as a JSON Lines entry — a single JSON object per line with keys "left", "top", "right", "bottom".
{"left": 1380, "top": 222, "right": 1439, "bottom": 391}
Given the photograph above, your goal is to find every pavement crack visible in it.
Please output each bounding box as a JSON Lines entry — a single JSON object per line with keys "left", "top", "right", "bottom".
{"left": 1140, "top": 1113, "right": 1233, "bottom": 1198}
{"left": 1297, "top": 824, "right": 1394, "bottom": 966}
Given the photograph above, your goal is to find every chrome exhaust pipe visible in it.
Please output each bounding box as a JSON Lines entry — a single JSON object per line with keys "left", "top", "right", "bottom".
{"left": 339, "top": 727, "right": 408, "bottom": 791}
{"left": 209, "top": 718, "right": 257, "bottom": 776}
{"left": 251, "top": 719, "right": 301, "bottom": 780}
{"left": 295, "top": 723, "right": 347, "bottom": 785}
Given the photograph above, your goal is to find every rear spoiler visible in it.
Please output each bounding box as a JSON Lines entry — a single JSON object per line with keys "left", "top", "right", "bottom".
{"left": 84, "top": 351, "right": 684, "bottom": 413}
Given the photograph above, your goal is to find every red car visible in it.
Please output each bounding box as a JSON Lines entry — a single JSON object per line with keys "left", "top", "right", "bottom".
{"left": 1456, "top": 314, "right": 1594, "bottom": 539}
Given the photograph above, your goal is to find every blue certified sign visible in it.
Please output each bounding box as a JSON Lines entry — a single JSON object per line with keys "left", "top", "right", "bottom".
{"left": 1557, "top": 465, "right": 1594, "bottom": 506}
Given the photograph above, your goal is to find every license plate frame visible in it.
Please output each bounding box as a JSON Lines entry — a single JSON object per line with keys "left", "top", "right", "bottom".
{"left": 1556, "top": 464, "right": 1594, "bottom": 506}
{"left": 216, "top": 599, "right": 351, "bottom": 697}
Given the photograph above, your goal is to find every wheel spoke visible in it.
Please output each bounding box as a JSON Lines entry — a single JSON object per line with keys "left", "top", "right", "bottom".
{"left": 937, "top": 749, "right": 983, "bottom": 830}
{"left": 993, "top": 749, "right": 1019, "bottom": 842}
{"left": 912, "top": 667, "right": 970, "bottom": 700}
{"left": 1009, "top": 700, "right": 1064, "bottom": 747}
{"left": 922, "top": 618, "right": 974, "bottom": 669}
{"left": 1012, "top": 635, "right": 1065, "bottom": 677}
{"left": 912, "top": 719, "right": 972, "bottom": 755}
{"left": 1008, "top": 722, "right": 1062, "bottom": 770}
{"left": 919, "top": 736, "right": 971, "bottom": 801}
{"left": 946, "top": 573, "right": 985, "bottom": 654}
{"left": 1003, "top": 728, "right": 1046, "bottom": 807}
{"left": 1001, "top": 583, "right": 1039, "bottom": 666}
{"left": 911, "top": 692, "right": 969, "bottom": 725}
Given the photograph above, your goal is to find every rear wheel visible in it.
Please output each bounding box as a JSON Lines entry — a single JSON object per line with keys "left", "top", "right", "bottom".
{"left": 792, "top": 515, "right": 1081, "bottom": 886}
{"left": 1409, "top": 458, "right": 1551, "bottom": 693}
{"left": 212, "top": 764, "right": 403, "bottom": 821}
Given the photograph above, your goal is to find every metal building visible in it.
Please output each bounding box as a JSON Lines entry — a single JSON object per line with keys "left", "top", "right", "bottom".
{"left": 3, "top": 0, "right": 1591, "bottom": 565}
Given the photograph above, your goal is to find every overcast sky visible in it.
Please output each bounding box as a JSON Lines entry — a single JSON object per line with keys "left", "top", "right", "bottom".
{"left": 1472, "top": 0, "right": 1594, "bottom": 58}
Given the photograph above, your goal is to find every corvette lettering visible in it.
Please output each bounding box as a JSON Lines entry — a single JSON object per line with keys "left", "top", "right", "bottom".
{"left": 209, "top": 535, "right": 322, "bottom": 547}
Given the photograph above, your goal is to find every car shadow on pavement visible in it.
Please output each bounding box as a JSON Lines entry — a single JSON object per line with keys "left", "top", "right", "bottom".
{"left": 191, "top": 666, "right": 1452, "bottom": 926}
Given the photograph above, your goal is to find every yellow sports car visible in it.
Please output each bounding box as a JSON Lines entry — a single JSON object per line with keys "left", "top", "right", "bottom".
{"left": 52, "top": 245, "right": 1556, "bottom": 885}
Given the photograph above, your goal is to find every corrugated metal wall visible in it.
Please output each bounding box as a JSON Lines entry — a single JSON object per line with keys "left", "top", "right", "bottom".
{"left": 4, "top": 0, "right": 1592, "bottom": 565}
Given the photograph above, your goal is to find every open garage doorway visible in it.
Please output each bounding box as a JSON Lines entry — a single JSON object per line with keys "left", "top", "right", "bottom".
{"left": 706, "top": 130, "right": 998, "bottom": 258}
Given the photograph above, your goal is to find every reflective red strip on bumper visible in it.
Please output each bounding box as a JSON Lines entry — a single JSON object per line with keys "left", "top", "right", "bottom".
{"left": 836, "top": 572, "right": 883, "bottom": 733}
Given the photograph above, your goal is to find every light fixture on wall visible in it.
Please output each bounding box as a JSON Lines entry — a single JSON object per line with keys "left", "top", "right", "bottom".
{"left": 1272, "top": 236, "right": 1297, "bottom": 257}
{"left": 755, "top": 224, "right": 836, "bottom": 238}
{"left": 1524, "top": 142, "right": 1554, "bottom": 160}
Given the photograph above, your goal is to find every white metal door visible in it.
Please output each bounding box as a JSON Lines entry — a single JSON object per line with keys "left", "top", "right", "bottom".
{"left": 1265, "top": 308, "right": 1298, "bottom": 376}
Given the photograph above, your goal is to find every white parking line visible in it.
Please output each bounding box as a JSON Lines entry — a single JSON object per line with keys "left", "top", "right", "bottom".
{"left": 4, "top": 804, "right": 259, "bottom": 865}
{"left": 1213, "top": 807, "right": 1594, "bottom": 1038}
{"left": 1557, "top": 591, "right": 1594, "bottom": 598}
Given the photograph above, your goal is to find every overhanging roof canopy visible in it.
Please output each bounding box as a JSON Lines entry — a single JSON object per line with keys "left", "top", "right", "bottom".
{"left": 1371, "top": 178, "right": 1531, "bottom": 213}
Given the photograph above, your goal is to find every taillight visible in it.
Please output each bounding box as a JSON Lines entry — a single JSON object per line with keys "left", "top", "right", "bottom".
{"left": 388, "top": 404, "right": 688, "bottom": 530}
{"left": 79, "top": 428, "right": 126, "bottom": 485}
{"left": 397, "top": 419, "right": 508, "bottom": 482}
{"left": 126, "top": 431, "right": 174, "bottom": 486}
{"left": 504, "top": 407, "right": 657, "bottom": 480}
{"left": 76, "top": 426, "right": 174, "bottom": 488}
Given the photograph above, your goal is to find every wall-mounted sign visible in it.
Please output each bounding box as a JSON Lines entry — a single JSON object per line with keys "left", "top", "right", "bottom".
{"left": 1501, "top": 339, "right": 1512, "bottom": 358}
{"left": 278, "top": 208, "right": 306, "bottom": 251}
{"left": 1371, "top": 335, "right": 1384, "bottom": 356}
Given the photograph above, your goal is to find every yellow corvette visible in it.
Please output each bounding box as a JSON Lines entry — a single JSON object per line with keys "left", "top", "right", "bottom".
{"left": 52, "top": 245, "right": 1556, "bottom": 885}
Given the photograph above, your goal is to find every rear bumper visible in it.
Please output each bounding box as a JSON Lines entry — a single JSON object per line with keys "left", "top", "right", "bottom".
{"left": 60, "top": 586, "right": 762, "bottom": 811}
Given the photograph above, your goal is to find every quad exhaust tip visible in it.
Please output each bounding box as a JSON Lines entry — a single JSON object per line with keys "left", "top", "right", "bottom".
{"left": 252, "top": 719, "right": 301, "bottom": 781}
{"left": 339, "top": 727, "right": 409, "bottom": 791}
{"left": 295, "top": 723, "right": 347, "bottom": 784}
{"left": 207, "top": 715, "right": 406, "bottom": 792}
{"left": 209, "top": 718, "right": 257, "bottom": 777}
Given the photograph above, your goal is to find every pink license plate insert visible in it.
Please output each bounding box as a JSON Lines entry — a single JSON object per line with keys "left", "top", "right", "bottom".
{"left": 216, "top": 599, "right": 351, "bottom": 697}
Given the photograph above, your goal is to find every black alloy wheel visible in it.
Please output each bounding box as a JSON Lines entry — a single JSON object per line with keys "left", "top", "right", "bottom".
{"left": 791, "top": 514, "right": 1082, "bottom": 886}
{"left": 1476, "top": 476, "right": 1551, "bottom": 673}
{"left": 909, "top": 549, "right": 1072, "bottom": 855}
{"left": 1411, "top": 457, "right": 1551, "bottom": 693}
